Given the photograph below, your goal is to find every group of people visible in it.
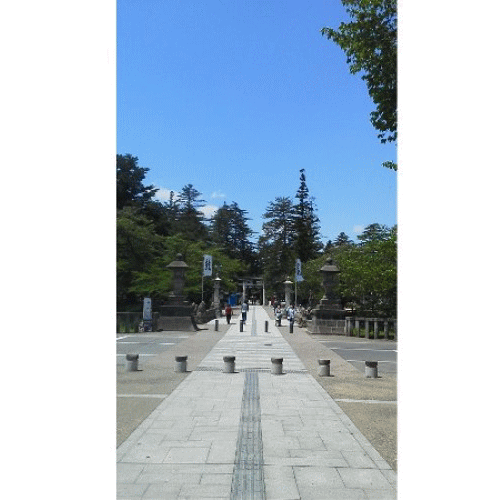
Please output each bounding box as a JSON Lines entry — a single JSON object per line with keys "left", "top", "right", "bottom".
{"left": 223, "top": 301, "right": 249, "bottom": 324}
{"left": 273, "top": 303, "right": 295, "bottom": 328}
{"left": 223, "top": 301, "right": 298, "bottom": 329}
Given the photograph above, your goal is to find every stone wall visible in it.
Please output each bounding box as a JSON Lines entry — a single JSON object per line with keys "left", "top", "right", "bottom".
{"left": 307, "top": 318, "right": 346, "bottom": 335}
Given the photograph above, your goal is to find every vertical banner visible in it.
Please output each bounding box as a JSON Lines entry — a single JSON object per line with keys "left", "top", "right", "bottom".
{"left": 203, "top": 254, "right": 213, "bottom": 277}
{"left": 295, "top": 259, "right": 304, "bottom": 282}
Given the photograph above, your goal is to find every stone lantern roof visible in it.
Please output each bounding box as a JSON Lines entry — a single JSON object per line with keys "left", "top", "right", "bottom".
{"left": 167, "top": 254, "right": 189, "bottom": 269}
{"left": 320, "top": 257, "right": 339, "bottom": 273}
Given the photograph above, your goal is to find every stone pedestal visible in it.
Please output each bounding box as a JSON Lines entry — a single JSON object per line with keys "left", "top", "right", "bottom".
{"left": 157, "top": 302, "right": 200, "bottom": 331}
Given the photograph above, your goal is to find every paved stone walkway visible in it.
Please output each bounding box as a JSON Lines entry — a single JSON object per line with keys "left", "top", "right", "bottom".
{"left": 117, "top": 306, "right": 397, "bottom": 499}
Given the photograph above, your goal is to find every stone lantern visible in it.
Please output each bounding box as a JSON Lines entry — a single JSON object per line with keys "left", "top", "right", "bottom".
{"left": 156, "top": 254, "right": 199, "bottom": 332}
{"left": 166, "top": 253, "right": 189, "bottom": 302}
{"left": 284, "top": 277, "right": 293, "bottom": 309}
{"left": 319, "top": 257, "right": 341, "bottom": 307}
{"left": 308, "top": 257, "right": 345, "bottom": 335}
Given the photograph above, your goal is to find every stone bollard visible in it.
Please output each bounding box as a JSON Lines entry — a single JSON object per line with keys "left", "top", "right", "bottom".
{"left": 365, "top": 361, "right": 378, "bottom": 378}
{"left": 365, "top": 319, "right": 370, "bottom": 339}
{"left": 355, "top": 319, "right": 360, "bottom": 337}
{"left": 318, "top": 359, "right": 331, "bottom": 377}
{"left": 174, "top": 355, "right": 187, "bottom": 373}
{"left": 214, "top": 319, "right": 219, "bottom": 331}
{"left": 240, "top": 320, "right": 244, "bottom": 332}
{"left": 289, "top": 322, "right": 294, "bottom": 334}
{"left": 271, "top": 357, "right": 283, "bottom": 375}
{"left": 125, "top": 354, "right": 139, "bottom": 372}
{"left": 223, "top": 356, "right": 236, "bottom": 373}
{"left": 374, "top": 320, "right": 379, "bottom": 340}
{"left": 265, "top": 320, "right": 268, "bottom": 332}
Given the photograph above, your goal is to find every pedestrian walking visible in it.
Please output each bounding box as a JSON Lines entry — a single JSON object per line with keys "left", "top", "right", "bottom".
{"left": 225, "top": 304, "right": 232, "bottom": 324}
{"left": 241, "top": 301, "right": 248, "bottom": 323}
{"left": 288, "top": 305, "right": 295, "bottom": 331}
{"left": 275, "top": 305, "right": 282, "bottom": 326}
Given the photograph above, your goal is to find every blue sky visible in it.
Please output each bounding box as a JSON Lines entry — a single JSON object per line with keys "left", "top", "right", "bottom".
{"left": 117, "top": 0, "right": 396, "bottom": 243}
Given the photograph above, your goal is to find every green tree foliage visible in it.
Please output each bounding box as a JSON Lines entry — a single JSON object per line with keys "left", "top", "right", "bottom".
{"left": 117, "top": 154, "right": 158, "bottom": 209}
{"left": 322, "top": 0, "right": 397, "bottom": 145}
{"left": 301, "top": 224, "right": 397, "bottom": 316}
{"left": 176, "top": 184, "right": 208, "bottom": 241}
{"left": 129, "top": 235, "right": 246, "bottom": 304}
{"left": 259, "top": 196, "right": 296, "bottom": 295}
{"left": 293, "top": 169, "right": 322, "bottom": 262}
{"left": 335, "top": 234, "right": 396, "bottom": 316}
{"left": 356, "top": 222, "right": 392, "bottom": 244}
{"left": 334, "top": 231, "right": 354, "bottom": 247}
{"left": 117, "top": 207, "right": 164, "bottom": 307}
{"left": 210, "top": 201, "right": 255, "bottom": 268}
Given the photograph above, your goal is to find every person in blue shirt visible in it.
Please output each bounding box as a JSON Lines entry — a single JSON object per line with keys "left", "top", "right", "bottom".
{"left": 241, "top": 301, "right": 248, "bottom": 323}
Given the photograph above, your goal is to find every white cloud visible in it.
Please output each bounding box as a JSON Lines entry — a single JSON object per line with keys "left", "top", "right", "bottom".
{"left": 353, "top": 225, "right": 364, "bottom": 234}
{"left": 211, "top": 190, "right": 226, "bottom": 199}
{"left": 200, "top": 204, "right": 219, "bottom": 219}
{"left": 154, "top": 187, "right": 179, "bottom": 202}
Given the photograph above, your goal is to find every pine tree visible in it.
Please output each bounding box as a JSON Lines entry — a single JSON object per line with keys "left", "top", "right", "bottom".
{"left": 177, "top": 184, "right": 207, "bottom": 241}
{"left": 293, "top": 169, "right": 322, "bottom": 262}
{"left": 334, "top": 232, "right": 354, "bottom": 247}
{"left": 211, "top": 202, "right": 255, "bottom": 264}
{"left": 259, "top": 196, "right": 295, "bottom": 288}
{"left": 117, "top": 154, "right": 158, "bottom": 210}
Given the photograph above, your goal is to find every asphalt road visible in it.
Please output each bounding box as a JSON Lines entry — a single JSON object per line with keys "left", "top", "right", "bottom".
{"left": 116, "top": 332, "right": 195, "bottom": 367}
{"left": 315, "top": 338, "right": 398, "bottom": 376}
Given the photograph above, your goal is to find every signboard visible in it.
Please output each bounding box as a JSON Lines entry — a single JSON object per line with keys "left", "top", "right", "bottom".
{"left": 203, "top": 254, "right": 212, "bottom": 277}
{"left": 295, "top": 259, "right": 304, "bottom": 282}
{"left": 143, "top": 298, "right": 152, "bottom": 321}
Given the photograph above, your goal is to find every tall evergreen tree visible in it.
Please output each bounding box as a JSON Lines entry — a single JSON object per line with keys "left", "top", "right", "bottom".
{"left": 211, "top": 202, "right": 255, "bottom": 266}
{"left": 357, "top": 223, "right": 391, "bottom": 244}
{"left": 293, "top": 169, "right": 322, "bottom": 262}
{"left": 176, "top": 184, "right": 207, "bottom": 241}
{"left": 334, "top": 231, "right": 354, "bottom": 247}
{"left": 116, "top": 154, "right": 158, "bottom": 210}
{"left": 259, "top": 196, "right": 295, "bottom": 291}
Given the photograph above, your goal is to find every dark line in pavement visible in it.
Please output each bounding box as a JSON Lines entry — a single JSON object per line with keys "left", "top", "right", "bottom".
{"left": 230, "top": 372, "right": 265, "bottom": 500}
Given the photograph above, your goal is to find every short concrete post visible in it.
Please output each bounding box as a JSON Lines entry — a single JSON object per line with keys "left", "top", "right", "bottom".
{"left": 344, "top": 317, "right": 350, "bottom": 336}
{"left": 365, "top": 361, "right": 378, "bottom": 378}
{"left": 223, "top": 355, "right": 236, "bottom": 373}
{"left": 265, "top": 320, "right": 268, "bottom": 332}
{"left": 374, "top": 320, "right": 379, "bottom": 339}
{"left": 384, "top": 320, "right": 389, "bottom": 340}
{"left": 355, "top": 319, "right": 360, "bottom": 337}
{"left": 271, "top": 357, "right": 283, "bottom": 375}
{"left": 318, "top": 359, "right": 331, "bottom": 377}
{"left": 125, "top": 354, "right": 139, "bottom": 372}
{"left": 214, "top": 319, "right": 219, "bottom": 331}
{"left": 174, "top": 355, "right": 187, "bottom": 373}
{"left": 365, "top": 319, "right": 370, "bottom": 339}
{"left": 240, "top": 320, "right": 244, "bottom": 332}
{"left": 289, "top": 322, "right": 293, "bottom": 334}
